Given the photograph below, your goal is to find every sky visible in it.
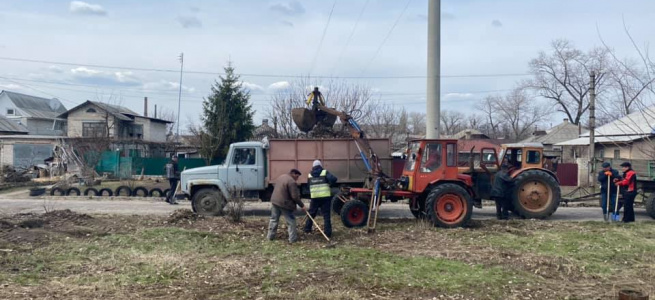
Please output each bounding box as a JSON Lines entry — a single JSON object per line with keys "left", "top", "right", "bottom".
{"left": 0, "top": 0, "right": 654, "bottom": 132}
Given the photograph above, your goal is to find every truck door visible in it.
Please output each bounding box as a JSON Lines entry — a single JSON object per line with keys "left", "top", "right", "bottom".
{"left": 228, "top": 147, "right": 265, "bottom": 191}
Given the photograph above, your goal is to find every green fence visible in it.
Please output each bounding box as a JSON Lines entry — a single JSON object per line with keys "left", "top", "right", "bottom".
{"left": 95, "top": 151, "right": 223, "bottom": 176}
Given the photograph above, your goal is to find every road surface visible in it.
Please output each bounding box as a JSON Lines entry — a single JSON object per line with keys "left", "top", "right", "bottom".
{"left": 0, "top": 197, "right": 651, "bottom": 222}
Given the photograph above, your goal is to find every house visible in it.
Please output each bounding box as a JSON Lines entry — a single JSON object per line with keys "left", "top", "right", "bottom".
{"left": 520, "top": 119, "right": 581, "bottom": 157}
{"left": 555, "top": 106, "right": 655, "bottom": 186}
{"left": 58, "top": 100, "right": 174, "bottom": 158}
{"left": 0, "top": 90, "right": 67, "bottom": 136}
{"left": 0, "top": 114, "right": 29, "bottom": 135}
{"left": 253, "top": 119, "right": 277, "bottom": 140}
{"left": 447, "top": 129, "right": 490, "bottom": 140}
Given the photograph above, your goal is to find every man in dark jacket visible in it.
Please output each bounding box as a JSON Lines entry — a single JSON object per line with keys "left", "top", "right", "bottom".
{"left": 268, "top": 169, "right": 306, "bottom": 243}
{"left": 598, "top": 162, "right": 620, "bottom": 221}
{"left": 615, "top": 162, "right": 638, "bottom": 223}
{"left": 165, "top": 156, "right": 180, "bottom": 205}
{"left": 304, "top": 160, "right": 338, "bottom": 238}
{"left": 491, "top": 164, "right": 514, "bottom": 220}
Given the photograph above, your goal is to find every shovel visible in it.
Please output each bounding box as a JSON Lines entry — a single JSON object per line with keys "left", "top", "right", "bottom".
{"left": 612, "top": 185, "right": 621, "bottom": 222}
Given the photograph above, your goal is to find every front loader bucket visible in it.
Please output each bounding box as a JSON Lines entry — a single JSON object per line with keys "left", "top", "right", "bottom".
{"left": 318, "top": 112, "right": 337, "bottom": 127}
{"left": 292, "top": 108, "right": 317, "bottom": 132}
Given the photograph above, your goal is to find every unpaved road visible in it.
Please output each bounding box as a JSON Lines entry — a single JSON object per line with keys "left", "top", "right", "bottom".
{"left": 0, "top": 197, "right": 651, "bottom": 221}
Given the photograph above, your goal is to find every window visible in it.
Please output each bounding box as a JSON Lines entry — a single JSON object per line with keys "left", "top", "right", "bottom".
{"left": 86, "top": 108, "right": 97, "bottom": 113}
{"left": 446, "top": 143, "right": 456, "bottom": 167}
{"left": 128, "top": 124, "right": 143, "bottom": 139}
{"left": 614, "top": 149, "right": 620, "bottom": 159}
{"left": 6, "top": 109, "right": 14, "bottom": 115}
{"left": 233, "top": 148, "right": 256, "bottom": 165}
{"left": 82, "top": 122, "right": 107, "bottom": 137}
{"left": 599, "top": 148, "right": 605, "bottom": 158}
{"left": 526, "top": 150, "right": 541, "bottom": 164}
{"left": 404, "top": 142, "right": 421, "bottom": 171}
{"left": 420, "top": 143, "right": 442, "bottom": 172}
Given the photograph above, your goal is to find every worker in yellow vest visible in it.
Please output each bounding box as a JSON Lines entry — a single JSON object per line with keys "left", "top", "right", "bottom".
{"left": 304, "top": 160, "right": 338, "bottom": 238}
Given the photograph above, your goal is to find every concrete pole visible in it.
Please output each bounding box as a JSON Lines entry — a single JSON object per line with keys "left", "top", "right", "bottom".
{"left": 588, "top": 71, "right": 596, "bottom": 187}
{"left": 426, "top": 0, "right": 441, "bottom": 139}
{"left": 176, "top": 53, "right": 184, "bottom": 143}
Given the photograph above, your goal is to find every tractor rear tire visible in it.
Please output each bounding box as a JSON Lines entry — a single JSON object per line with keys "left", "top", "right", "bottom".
{"left": 340, "top": 200, "right": 369, "bottom": 228}
{"left": 193, "top": 188, "right": 226, "bottom": 216}
{"left": 646, "top": 194, "right": 655, "bottom": 219}
{"left": 332, "top": 193, "right": 346, "bottom": 215}
{"left": 512, "top": 170, "right": 561, "bottom": 219}
{"left": 425, "top": 183, "right": 473, "bottom": 228}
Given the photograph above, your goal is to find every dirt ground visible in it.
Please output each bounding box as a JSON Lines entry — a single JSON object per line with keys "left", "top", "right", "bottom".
{"left": 0, "top": 209, "right": 654, "bottom": 300}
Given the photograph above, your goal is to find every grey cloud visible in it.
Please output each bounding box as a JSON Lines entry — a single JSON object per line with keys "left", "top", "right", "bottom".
{"left": 280, "top": 20, "right": 294, "bottom": 27}
{"left": 69, "top": 1, "right": 107, "bottom": 16}
{"left": 177, "top": 16, "right": 203, "bottom": 28}
{"left": 270, "top": 1, "right": 305, "bottom": 16}
{"left": 491, "top": 19, "right": 503, "bottom": 27}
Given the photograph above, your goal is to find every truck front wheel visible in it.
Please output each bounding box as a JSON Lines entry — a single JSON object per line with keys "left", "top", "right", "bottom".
{"left": 193, "top": 188, "right": 226, "bottom": 216}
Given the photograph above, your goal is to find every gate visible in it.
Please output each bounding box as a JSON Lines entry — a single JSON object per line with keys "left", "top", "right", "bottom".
{"left": 556, "top": 163, "right": 578, "bottom": 186}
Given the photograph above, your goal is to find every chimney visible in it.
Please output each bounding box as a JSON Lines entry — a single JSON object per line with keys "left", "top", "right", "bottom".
{"left": 262, "top": 119, "right": 269, "bottom": 126}
{"left": 563, "top": 118, "right": 569, "bottom": 123}
{"left": 464, "top": 130, "right": 471, "bottom": 140}
{"left": 144, "top": 97, "right": 148, "bottom": 117}
{"left": 154, "top": 104, "right": 157, "bottom": 118}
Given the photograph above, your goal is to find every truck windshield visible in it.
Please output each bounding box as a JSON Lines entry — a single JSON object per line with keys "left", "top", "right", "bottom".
{"left": 404, "top": 142, "right": 421, "bottom": 171}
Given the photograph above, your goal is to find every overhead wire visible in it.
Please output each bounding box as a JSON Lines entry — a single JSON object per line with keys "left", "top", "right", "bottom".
{"left": 329, "top": 0, "right": 370, "bottom": 76}
{"left": 308, "top": 0, "right": 338, "bottom": 77}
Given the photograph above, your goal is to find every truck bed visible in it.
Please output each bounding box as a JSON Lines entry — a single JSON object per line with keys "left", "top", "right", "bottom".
{"left": 267, "top": 138, "right": 392, "bottom": 184}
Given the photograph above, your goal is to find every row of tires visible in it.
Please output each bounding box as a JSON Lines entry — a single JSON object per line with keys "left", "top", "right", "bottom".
{"left": 48, "top": 186, "right": 171, "bottom": 197}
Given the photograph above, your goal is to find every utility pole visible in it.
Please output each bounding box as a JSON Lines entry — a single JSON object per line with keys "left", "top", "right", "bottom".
{"left": 176, "top": 53, "right": 184, "bottom": 144}
{"left": 588, "top": 71, "right": 596, "bottom": 188}
{"left": 426, "top": 0, "right": 441, "bottom": 139}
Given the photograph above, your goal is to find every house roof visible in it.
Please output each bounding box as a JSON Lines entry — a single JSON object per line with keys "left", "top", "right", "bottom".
{"left": 58, "top": 100, "right": 173, "bottom": 123}
{"left": 555, "top": 135, "right": 647, "bottom": 146}
{"left": 580, "top": 106, "right": 655, "bottom": 137}
{"left": 521, "top": 121, "right": 581, "bottom": 145}
{"left": 0, "top": 115, "right": 28, "bottom": 134}
{"left": 447, "top": 129, "right": 489, "bottom": 140}
{"left": 1, "top": 90, "right": 67, "bottom": 120}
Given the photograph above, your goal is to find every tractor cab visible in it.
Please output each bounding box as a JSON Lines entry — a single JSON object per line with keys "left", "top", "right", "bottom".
{"left": 398, "top": 139, "right": 470, "bottom": 194}
{"left": 499, "top": 143, "right": 546, "bottom": 175}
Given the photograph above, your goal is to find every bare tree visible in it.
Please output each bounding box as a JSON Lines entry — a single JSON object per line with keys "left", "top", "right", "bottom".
{"left": 476, "top": 96, "right": 501, "bottom": 139}
{"left": 364, "top": 101, "right": 400, "bottom": 139}
{"left": 440, "top": 110, "right": 465, "bottom": 136}
{"left": 158, "top": 107, "right": 177, "bottom": 139}
{"left": 525, "top": 39, "right": 611, "bottom": 125}
{"left": 493, "top": 88, "right": 551, "bottom": 140}
{"left": 408, "top": 111, "right": 426, "bottom": 136}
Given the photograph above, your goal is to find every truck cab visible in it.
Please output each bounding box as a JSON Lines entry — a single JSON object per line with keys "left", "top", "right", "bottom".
{"left": 181, "top": 142, "right": 267, "bottom": 215}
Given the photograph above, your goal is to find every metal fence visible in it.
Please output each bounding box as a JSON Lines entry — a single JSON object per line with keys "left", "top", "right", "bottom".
{"left": 95, "top": 151, "right": 223, "bottom": 176}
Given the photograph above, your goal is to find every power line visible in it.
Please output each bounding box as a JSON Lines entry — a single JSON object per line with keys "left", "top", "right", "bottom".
{"left": 360, "top": 0, "right": 413, "bottom": 74}
{"left": 0, "top": 56, "right": 531, "bottom": 79}
{"left": 330, "top": 0, "right": 370, "bottom": 75}
{"left": 308, "top": 0, "right": 338, "bottom": 76}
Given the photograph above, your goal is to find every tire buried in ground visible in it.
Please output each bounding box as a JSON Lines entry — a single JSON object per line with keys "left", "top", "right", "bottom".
{"left": 340, "top": 200, "right": 369, "bottom": 228}
{"left": 132, "top": 186, "right": 149, "bottom": 197}
{"left": 192, "top": 188, "right": 226, "bottom": 216}
{"left": 149, "top": 188, "right": 164, "bottom": 197}
{"left": 425, "top": 183, "right": 473, "bottom": 228}
{"left": 511, "top": 170, "right": 561, "bottom": 219}
{"left": 50, "top": 187, "right": 65, "bottom": 196}
{"left": 66, "top": 187, "right": 81, "bottom": 196}
{"left": 163, "top": 189, "right": 171, "bottom": 200}
{"left": 84, "top": 188, "right": 99, "bottom": 196}
{"left": 99, "top": 188, "right": 113, "bottom": 197}
{"left": 29, "top": 188, "right": 46, "bottom": 197}
{"left": 115, "top": 186, "right": 132, "bottom": 197}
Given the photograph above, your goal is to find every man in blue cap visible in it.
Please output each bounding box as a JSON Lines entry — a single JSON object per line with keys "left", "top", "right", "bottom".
{"left": 598, "top": 162, "right": 619, "bottom": 221}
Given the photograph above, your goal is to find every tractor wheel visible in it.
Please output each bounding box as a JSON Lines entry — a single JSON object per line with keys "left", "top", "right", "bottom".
{"left": 425, "top": 183, "right": 473, "bottom": 228}
{"left": 646, "top": 194, "right": 655, "bottom": 219}
{"left": 340, "top": 200, "right": 369, "bottom": 228}
{"left": 332, "top": 192, "right": 346, "bottom": 215}
{"left": 512, "top": 170, "right": 561, "bottom": 219}
{"left": 193, "top": 188, "right": 226, "bottom": 216}
{"left": 409, "top": 195, "right": 426, "bottom": 219}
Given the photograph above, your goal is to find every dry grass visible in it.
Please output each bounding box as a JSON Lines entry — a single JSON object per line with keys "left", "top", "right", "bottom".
{"left": 0, "top": 210, "right": 654, "bottom": 299}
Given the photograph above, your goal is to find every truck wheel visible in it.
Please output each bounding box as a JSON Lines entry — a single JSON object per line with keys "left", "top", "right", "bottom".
{"left": 646, "top": 194, "right": 655, "bottom": 219}
{"left": 340, "top": 200, "right": 368, "bottom": 228}
{"left": 332, "top": 193, "right": 346, "bottom": 215}
{"left": 512, "top": 170, "right": 561, "bottom": 219}
{"left": 425, "top": 183, "right": 473, "bottom": 228}
{"left": 193, "top": 188, "right": 226, "bottom": 216}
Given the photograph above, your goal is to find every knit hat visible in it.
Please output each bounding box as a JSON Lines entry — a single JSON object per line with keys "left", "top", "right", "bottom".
{"left": 312, "top": 160, "right": 322, "bottom": 168}
{"left": 620, "top": 162, "right": 631, "bottom": 168}
{"left": 601, "top": 162, "right": 611, "bottom": 168}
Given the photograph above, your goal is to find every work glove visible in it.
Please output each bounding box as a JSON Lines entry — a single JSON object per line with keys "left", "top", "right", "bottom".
{"left": 613, "top": 178, "right": 619, "bottom": 183}
{"left": 604, "top": 171, "right": 612, "bottom": 176}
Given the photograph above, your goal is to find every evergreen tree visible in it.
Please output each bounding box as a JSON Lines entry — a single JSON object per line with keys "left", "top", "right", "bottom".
{"left": 201, "top": 62, "right": 255, "bottom": 159}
